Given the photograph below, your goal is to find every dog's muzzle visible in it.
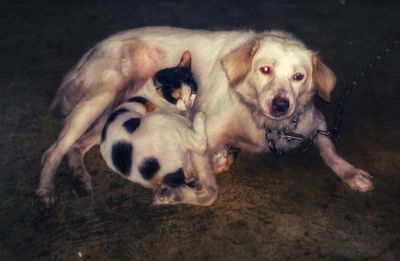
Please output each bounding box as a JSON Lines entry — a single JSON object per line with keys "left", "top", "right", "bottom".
{"left": 270, "top": 96, "right": 290, "bottom": 117}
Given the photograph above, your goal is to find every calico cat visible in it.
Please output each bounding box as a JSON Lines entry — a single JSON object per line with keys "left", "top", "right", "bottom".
{"left": 100, "top": 51, "right": 207, "bottom": 204}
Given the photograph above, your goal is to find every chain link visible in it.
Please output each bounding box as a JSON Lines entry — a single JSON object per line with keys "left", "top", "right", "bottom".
{"left": 329, "top": 34, "right": 400, "bottom": 142}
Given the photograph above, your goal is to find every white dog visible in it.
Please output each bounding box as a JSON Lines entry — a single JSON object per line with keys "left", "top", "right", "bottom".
{"left": 221, "top": 34, "right": 373, "bottom": 192}
{"left": 38, "top": 26, "right": 373, "bottom": 208}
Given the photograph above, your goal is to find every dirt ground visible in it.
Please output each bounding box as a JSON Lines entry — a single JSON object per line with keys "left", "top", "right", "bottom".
{"left": 1, "top": 0, "right": 400, "bottom": 260}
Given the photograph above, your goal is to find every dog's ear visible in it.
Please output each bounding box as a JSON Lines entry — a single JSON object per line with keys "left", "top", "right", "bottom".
{"left": 221, "top": 41, "right": 260, "bottom": 86}
{"left": 178, "top": 50, "right": 192, "bottom": 68}
{"left": 312, "top": 53, "right": 336, "bottom": 102}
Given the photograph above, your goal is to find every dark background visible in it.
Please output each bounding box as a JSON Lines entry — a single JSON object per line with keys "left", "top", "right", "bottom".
{"left": 1, "top": 0, "right": 400, "bottom": 260}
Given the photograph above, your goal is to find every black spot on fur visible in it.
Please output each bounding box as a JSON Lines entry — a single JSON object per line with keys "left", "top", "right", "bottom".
{"left": 139, "top": 157, "right": 160, "bottom": 180}
{"left": 128, "top": 96, "right": 148, "bottom": 104}
{"left": 163, "top": 168, "right": 185, "bottom": 187}
{"left": 101, "top": 108, "right": 129, "bottom": 142}
{"left": 123, "top": 118, "right": 141, "bottom": 133}
{"left": 111, "top": 141, "right": 132, "bottom": 176}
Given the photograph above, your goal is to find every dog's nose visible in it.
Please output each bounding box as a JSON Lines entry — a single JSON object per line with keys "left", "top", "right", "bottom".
{"left": 271, "top": 97, "right": 290, "bottom": 115}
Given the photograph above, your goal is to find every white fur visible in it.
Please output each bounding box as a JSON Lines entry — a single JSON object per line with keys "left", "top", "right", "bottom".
{"left": 38, "top": 26, "right": 372, "bottom": 208}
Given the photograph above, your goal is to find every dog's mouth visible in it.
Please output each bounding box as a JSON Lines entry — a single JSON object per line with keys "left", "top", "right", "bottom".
{"left": 262, "top": 96, "right": 295, "bottom": 120}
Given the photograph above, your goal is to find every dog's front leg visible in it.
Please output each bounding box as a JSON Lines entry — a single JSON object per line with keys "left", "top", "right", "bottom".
{"left": 233, "top": 127, "right": 267, "bottom": 153}
{"left": 314, "top": 121, "right": 373, "bottom": 192}
{"left": 37, "top": 87, "right": 120, "bottom": 208}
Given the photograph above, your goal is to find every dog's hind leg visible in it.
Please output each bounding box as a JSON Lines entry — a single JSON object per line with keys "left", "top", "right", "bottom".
{"left": 37, "top": 40, "right": 166, "bottom": 208}
{"left": 67, "top": 129, "right": 101, "bottom": 197}
{"left": 37, "top": 78, "right": 122, "bottom": 208}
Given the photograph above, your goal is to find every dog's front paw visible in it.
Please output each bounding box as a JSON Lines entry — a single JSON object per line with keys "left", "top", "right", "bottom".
{"left": 212, "top": 146, "right": 240, "bottom": 174}
{"left": 341, "top": 168, "right": 374, "bottom": 192}
{"left": 36, "top": 188, "right": 56, "bottom": 209}
{"left": 212, "top": 151, "right": 229, "bottom": 174}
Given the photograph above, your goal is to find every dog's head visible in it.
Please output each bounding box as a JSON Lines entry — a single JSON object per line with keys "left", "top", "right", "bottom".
{"left": 221, "top": 31, "right": 336, "bottom": 120}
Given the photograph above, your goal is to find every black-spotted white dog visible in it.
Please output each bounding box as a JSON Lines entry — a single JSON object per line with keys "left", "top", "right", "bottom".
{"left": 100, "top": 51, "right": 207, "bottom": 205}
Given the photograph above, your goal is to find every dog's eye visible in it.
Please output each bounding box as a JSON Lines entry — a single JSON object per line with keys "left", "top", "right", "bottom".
{"left": 259, "top": 66, "right": 272, "bottom": 75}
{"left": 293, "top": 73, "right": 304, "bottom": 81}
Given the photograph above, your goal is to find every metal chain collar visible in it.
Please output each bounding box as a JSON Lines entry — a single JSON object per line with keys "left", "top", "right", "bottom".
{"left": 266, "top": 34, "right": 400, "bottom": 155}
{"left": 265, "top": 114, "right": 330, "bottom": 155}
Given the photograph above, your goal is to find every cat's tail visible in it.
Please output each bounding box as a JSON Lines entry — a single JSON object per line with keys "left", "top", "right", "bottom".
{"left": 125, "top": 96, "right": 157, "bottom": 115}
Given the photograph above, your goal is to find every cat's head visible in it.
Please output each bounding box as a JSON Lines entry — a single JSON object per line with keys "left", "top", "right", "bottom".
{"left": 153, "top": 51, "right": 197, "bottom": 111}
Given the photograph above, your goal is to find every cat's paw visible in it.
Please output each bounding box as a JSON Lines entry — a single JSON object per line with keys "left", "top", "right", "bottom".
{"left": 189, "top": 93, "right": 196, "bottom": 105}
{"left": 177, "top": 99, "right": 187, "bottom": 111}
{"left": 193, "top": 112, "right": 207, "bottom": 149}
{"left": 193, "top": 112, "right": 206, "bottom": 133}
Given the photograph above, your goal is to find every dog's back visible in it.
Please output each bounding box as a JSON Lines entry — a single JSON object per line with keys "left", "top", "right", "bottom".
{"left": 50, "top": 27, "right": 255, "bottom": 117}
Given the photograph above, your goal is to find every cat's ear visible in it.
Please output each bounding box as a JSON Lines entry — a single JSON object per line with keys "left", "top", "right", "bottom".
{"left": 178, "top": 50, "right": 192, "bottom": 69}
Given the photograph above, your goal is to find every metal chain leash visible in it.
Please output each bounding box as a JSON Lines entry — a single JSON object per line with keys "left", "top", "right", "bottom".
{"left": 266, "top": 34, "right": 400, "bottom": 155}
{"left": 329, "top": 34, "right": 400, "bottom": 142}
